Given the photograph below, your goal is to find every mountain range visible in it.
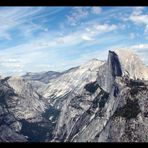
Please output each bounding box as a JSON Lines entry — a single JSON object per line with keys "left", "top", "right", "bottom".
{"left": 0, "top": 48, "right": 148, "bottom": 142}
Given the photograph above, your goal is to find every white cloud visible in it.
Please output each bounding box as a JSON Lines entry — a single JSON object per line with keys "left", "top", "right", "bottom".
{"left": 81, "top": 35, "right": 94, "bottom": 41}
{"left": 0, "top": 7, "right": 43, "bottom": 40}
{"left": 129, "top": 7, "right": 148, "bottom": 34}
{"left": 0, "top": 7, "right": 133, "bottom": 76}
{"left": 130, "top": 14, "right": 148, "bottom": 33}
{"left": 130, "top": 44, "right": 148, "bottom": 49}
{"left": 83, "top": 24, "right": 117, "bottom": 41}
{"left": 0, "top": 7, "right": 64, "bottom": 40}
{"left": 129, "top": 14, "right": 148, "bottom": 25}
{"left": 0, "top": 29, "right": 87, "bottom": 76}
{"left": 91, "top": 7, "right": 102, "bottom": 14}
{"left": 67, "top": 7, "right": 102, "bottom": 26}
{"left": 79, "top": 23, "right": 118, "bottom": 44}
{"left": 85, "top": 28, "right": 90, "bottom": 32}
{"left": 95, "top": 24, "right": 117, "bottom": 33}
{"left": 1, "top": 63, "right": 22, "bottom": 68}
{"left": 67, "top": 7, "right": 89, "bottom": 26}
{"left": 0, "top": 20, "right": 120, "bottom": 76}
{"left": 132, "top": 7, "right": 145, "bottom": 15}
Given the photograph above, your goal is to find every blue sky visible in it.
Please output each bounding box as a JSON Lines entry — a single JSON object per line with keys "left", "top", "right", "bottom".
{"left": 0, "top": 7, "right": 148, "bottom": 76}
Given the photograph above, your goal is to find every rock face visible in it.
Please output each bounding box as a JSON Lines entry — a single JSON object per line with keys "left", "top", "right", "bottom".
{"left": 52, "top": 50, "right": 123, "bottom": 142}
{"left": 100, "top": 79, "right": 148, "bottom": 142}
{"left": 7, "top": 76, "right": 46, "bottom": 120}
{"left": 0, "top": 49, "right": 148, "bottom": 142}
{"left": 115, "top": 49, "right": 148, "bottom": 80}
{"left": 0, "top": 76, "right": 48, "bottom": 142}
{"left": 42, "top": 59, "right": 105, "bottom": 109}
{"left": 50, "top": 49, "right": 148, "bottom": 142}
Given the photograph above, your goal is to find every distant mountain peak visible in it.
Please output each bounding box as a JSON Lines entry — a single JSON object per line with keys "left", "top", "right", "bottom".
{"left": 23, "top": 71, "right": 61, "bottom": 84}
{"left": 80, "top": 58, "right": 105, "bottom": 70}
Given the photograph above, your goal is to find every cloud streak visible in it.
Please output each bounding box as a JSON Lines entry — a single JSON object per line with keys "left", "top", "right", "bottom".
{"left": 0, "top": 7, "right": 64, "bottom": 40}
{"left": 0, "top": 7, "right": 148, "bottom": 76}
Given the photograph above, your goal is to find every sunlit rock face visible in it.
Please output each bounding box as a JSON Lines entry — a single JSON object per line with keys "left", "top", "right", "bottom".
{"left": 51, "top": 50, "right": 124, "bottom": 142}
{"left": 7, "top": 76, "right": 46, "bottom": 120}
{"left": 0, "top": 49, "right": 148, "bottom": 142}
{"left": 42, "top": 59, "right": 105, "bottom": 109}
{"left": 115, "top": 49, "right": 148, "bottom": 80}
{"left": 51, "top": 50, "right": 148, "bottom": 142}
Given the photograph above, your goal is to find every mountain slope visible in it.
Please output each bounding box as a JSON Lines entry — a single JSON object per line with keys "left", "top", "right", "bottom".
{"left": 23, "top": 71, "right": 61, "bottom": 84}
{"left": 0, "top": 76, "right": 49, "bottom": 142}
{"left": 0, "top": 49, "right": 148, "bottom": 142}
{"left": 42, "top": 59, "right": 105, "bottom": 108}
{"left": 52, "top": 50, "right": 124, "bottom": 142}
{"left": 51, "top": 50, "right": 148, "bottom": 142}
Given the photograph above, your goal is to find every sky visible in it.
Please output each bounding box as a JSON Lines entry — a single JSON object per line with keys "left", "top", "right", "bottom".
{"left": 0, "top": 7, "right": 148, "bottom": 76}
